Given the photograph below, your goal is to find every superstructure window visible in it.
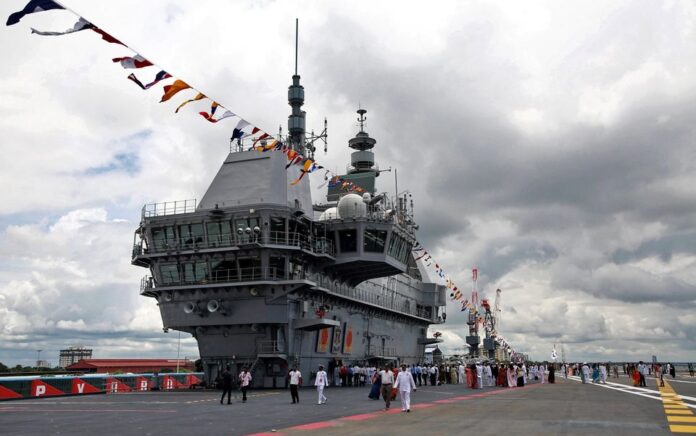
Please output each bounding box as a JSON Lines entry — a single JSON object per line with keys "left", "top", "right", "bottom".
{"left": 364, "top": 229, "right": 388, "bottom": 253}
{"left": 210, "top": 259, "right": 237, "bottom": 282}
{"left": 207, "top": 221, "right": 232, "bottom": 247}
{"left": 269, "top": 256, "right": 286, "bottom": 279}
{"left": 179, "top": 223, "right": 204, "bottom": 249}
{"left": 270, "top": 217, "right": 286, "bottom": 244}
{"left": 338, "top": 230, "right": 357, "bottom": 252}
{"left": 182, "top": 261, "right": 208, "bottom": 283}
{"left": 159, "top": 263, "right": 179, "bottom": 284}
{"left": 152, "top": 226, "right": 176, "bottom": 251}
{"left": 238, "top": 257, "right": 261, "bottom": 280}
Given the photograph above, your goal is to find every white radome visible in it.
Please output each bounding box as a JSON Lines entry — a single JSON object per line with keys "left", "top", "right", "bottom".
{"left": 319, "top": 207, "right": 340, "bottom": 221}
{"left": 337, "top": 193, "right": 367, "bottom": 218}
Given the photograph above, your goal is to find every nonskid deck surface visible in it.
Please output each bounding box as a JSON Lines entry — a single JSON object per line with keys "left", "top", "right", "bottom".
{"left": 3, "top": 376, "right": 694, "bottom": 436}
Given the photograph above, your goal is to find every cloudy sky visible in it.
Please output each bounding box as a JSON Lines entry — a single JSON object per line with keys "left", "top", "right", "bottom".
{"left": 1, "top": 0, "right": 695, "bottom": 366}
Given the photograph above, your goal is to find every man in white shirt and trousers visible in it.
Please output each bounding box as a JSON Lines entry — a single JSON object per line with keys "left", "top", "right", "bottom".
{"left": 458, "top": 363, "right": 465, "bottom": 384}
{"left": 394, "top": 364, "right": 417, "bottom": 412}
{"left": 315, "top": 365, "right": 328, "bottom": 405}
{"left": 475, "top": 362, "right": 484, "bottom": 389}
{"left": 599, "top": 363, "right": 607, "bottom": 384}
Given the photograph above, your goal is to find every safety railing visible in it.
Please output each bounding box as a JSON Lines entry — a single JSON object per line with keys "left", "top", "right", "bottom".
{"left": 132, "top": 231, "right": 334, "bottom": 257}
{"left": 366, "top": 345, "right": 396, "bottom": 357}
{"left": 140, "top": 267, "right": 308, "bottom": 294}
{"left": 306, "top": 273, "right": 432, "bottom": 321}
{"left": 142, "top": 200, "right": 197, "bottom": 218}
{"left": 257, "top": 340, "right": 284, "bottom": 355}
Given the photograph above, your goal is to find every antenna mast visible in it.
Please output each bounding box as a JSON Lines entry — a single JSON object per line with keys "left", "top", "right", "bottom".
{"left": 295, "top": 18, "right": 299, "bottom": 76}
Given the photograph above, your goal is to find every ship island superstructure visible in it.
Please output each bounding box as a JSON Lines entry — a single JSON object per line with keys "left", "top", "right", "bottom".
{"left": 131, "top": 60, "right": 446, "bottom": 387}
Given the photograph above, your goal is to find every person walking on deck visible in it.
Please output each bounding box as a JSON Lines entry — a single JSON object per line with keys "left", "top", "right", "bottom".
{"left": 239, "top": 367, "right": 252, "bottom": 403}
{"left": 288, "top": 366, "right": 302, "bottom": 404}
{"left": 379, "top": 365, "right": 395, "bottom": 410}
{"left": 395, "top": 364, "right": 417, "bottom": 412}
{"left": 315, "top": 365, "right": 328, "bottom": 404}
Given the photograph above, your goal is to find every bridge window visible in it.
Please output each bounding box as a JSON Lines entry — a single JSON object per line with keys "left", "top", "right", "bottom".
{"left": 159, "top": 263, "right": 179, "bottom": 284}
{"left": 238, "top": 257, "right": 262, "bottom": 280}
{"left": 269, "top": 256, "right": 286, "bottom": 279}
{"left": 152, "top": 226, "right": 176, "bottom": 250}
{"left": 207, "top": 221, "right": 232, "bottom": 247}
{"left": 179, "top": 223, "right": 204, "bottom": 249}
{"left": 364, "top": 229, "right": 388, "bottom": 253}
{"left": 182, "top": 261, "right": 208, "bottom": 283}
{"left": 339, "top": 230, "right": 357, "bottom": 252}
{"left": 210, "top": 259, "right": 237, "bottom": 282}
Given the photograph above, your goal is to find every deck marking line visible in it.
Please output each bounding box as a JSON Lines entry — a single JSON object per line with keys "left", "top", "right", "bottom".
{"left": 668, "top": 425, "right": 696, "bottom": 433}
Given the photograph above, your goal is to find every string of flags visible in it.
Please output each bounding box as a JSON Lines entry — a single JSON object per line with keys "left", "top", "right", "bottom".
{"left": 413, "top": 244, "right": 521, "bottom": 357}
{"left": 413, "top": 243, "right": 481, "bottom": 313}
{"left": 6, "top": 0, "right": 365, "bottom": 192}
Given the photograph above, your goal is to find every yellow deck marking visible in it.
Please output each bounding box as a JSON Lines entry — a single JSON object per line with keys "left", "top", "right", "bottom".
{"left": 668, "top": 425, "right": 696, "bottom": 433}
{"left": 657, "top": 380, "right": 695, "bottom": 433}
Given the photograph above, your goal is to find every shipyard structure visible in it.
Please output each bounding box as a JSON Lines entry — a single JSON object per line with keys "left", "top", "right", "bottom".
{"left": 131, "top": 64, "right": 446, "bottom": 387}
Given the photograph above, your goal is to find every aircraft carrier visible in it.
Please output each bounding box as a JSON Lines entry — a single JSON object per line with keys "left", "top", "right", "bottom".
{"left": 130, "top": 49, "right": 447, "bottom": 386}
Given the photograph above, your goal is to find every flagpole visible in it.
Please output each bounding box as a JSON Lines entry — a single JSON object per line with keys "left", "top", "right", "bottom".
{"left": 176, "top": 330, "right": 181, "bottom": 373}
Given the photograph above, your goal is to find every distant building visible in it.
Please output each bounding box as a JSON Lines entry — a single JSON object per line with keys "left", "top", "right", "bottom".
{"left": 59, "top": 346, "right": 93, "bottom": 368}
{"left": 35, "top": 360, "right": 50, "bottom": 368}
{"left": 66, "top": 359, "right": 193, "bottom": 374}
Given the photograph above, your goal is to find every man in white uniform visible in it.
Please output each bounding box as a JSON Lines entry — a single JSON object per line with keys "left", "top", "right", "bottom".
{"left": 475, "top": 362, "right": 483, "bottom": 389}
{"left": 315, "top": 365, "right": 328, "bottom": 405}
{"left": 394, "top": 364, "right": 417, "bottom": 412}
{"left": 484, "top": 363, "right": 493, "bottom": 387}
{"left": 458, "top": 363, "right": 465, "bottom": 384}
{"left": 599, "top": 363, "right": 607, "bottom": 384}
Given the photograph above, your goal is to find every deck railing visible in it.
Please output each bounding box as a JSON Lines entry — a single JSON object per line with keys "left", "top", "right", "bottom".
{"left": 142, "top": 200, "right": 197, "bottom": 218}
{"left": 132, "top": 231, "right": 334, "bottom": 257}
{"left": 140, "top": 267, "right": 308, "bottom": 294}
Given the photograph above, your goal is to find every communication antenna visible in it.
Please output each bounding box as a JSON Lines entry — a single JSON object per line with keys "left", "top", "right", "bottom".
{"left": 288, "top": 18, "right": 327, "bottom": 158}
{"left": 295, "top": 18, "right": 299, "bottom": 76}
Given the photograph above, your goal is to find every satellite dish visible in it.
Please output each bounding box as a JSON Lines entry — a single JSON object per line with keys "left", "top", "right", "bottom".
{"left": 253, "top": 226, "right": 261, "bottom": 234}
{"left": 183, "top": 302, "right": 196, "bottom": 314}
{"left": 163, "top": 292, "right": 173, "bottom": 302}
{"left": 249, "top": 288, "right": 258, "bottom": 296}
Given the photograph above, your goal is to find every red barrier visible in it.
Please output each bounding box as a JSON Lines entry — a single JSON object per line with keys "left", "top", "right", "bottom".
{"left": 72, "top": 378, "right": 101, "bottom": 395}
{"left": 31, "top": 380, "right": 63, "bottom": 397}
{"left": 0, "top": 385, "right": 22, "bottom": 400}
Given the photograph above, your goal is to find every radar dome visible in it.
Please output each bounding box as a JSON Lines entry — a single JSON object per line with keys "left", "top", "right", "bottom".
{"left": 319, "top": 207, "right": 340, "bottom": 221}
{"left": 338, "top": 193, "right": 367, "bottom": 219}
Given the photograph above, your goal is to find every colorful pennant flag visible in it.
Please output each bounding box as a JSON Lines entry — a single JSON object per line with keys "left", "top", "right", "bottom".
{"left": 160, "top": 80, "right": 190, "bottom": 102}
{"left": 6, "top": 0, "right": 63, "bottom": 26}
{"left": 30, "top": 17, "right": 92, "bottom": 36}
{"left": 231, "top": 120, "right": 250, "bottom": 140}
{"left": 175, "top": 93, "right": 206, "bottom": 113}
{"left": 252, "top": 133, "right": 270, "bottom": 148}
{"left": 112, "top": 55, "right": 152, "bottom": 69}
{"left": 199, "top": 109, "right": 235, "bottom": 123}
{"left": 91, "top": 27, "right": 125, "bottom": 45}
{"left": 128, "top": 70, "right": 172, "bottom": 90}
